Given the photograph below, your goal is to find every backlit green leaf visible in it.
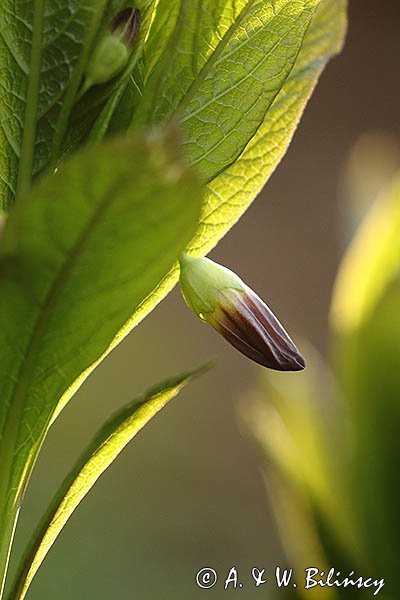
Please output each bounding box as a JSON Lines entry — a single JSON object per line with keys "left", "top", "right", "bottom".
{"left": 331, "top": 174, "right": 400, "bottom": 334}
{"left": 190, "top": 0, "right": 347, "bottom": 256}
{"left": 133, "top": 0, "right": 324, "bottom": 182}
{"left": 121, "top": 0, "right": 347, "bottom": 337}
{"left": 245, "top": 346, "right": 365, "bottom": 588}
{"left": 0, "top": 127, "right": 202, "bottom": 590}
{"left": 8, "top": 367, "right": 207, "bottom": 600}
{"left": 331, "top": 173, "right": 400, "bottom": 580}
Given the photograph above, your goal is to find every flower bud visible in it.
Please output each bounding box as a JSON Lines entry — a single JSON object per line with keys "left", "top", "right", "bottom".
{"left": 110, "top": 7, "right": 141, "bottom": 48}
{"left": 179, "top": 254, "right": 306, "bottom": 372}
{"left": 86, "top": 34, "right": 128, "bottom": 84}
{"left": 80, "top": 8, "right": 141, "bottom": 96}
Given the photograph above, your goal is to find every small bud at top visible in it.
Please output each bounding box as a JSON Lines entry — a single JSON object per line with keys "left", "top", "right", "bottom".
{"left": 111, "top": 7, "right": 141, "bottom": 48}
{"left": 179, "top": 254, "right": 306, "bottom": 372}
{"left": 79, "top": 8, "right": 141, "bottom": 97}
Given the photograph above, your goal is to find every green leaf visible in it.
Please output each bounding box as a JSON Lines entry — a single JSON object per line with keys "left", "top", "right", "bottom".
{"left": 50, "top": 0, "right": 348, "bottom": 373}
{"left": 331, "top": 174, "right": 400, "bottom": 335}
{"left": 8, "top": 367, "right": 207, "bottom": 600}
{"left": 133, "top": 0, "right": 323, "bottom": 182}
{"left": 331, "top": 173, "right": 400, "bottom": 580}
{"left": 338, "top": 279, "right": 400, "bottom": 578}
{"left": 121, "top": 0, "right": 347, "bottom": 337}
{"left": 0, "top": 0, "right": 108, "bottom": 210}
{"left": 0, "top": 127, "right": 202, "bottom": 592}
{"left": 191, "top": 0, "right": 347, "bottom": 256}
{"left": 247, "top": 349, "right": 356, "bottom": 548}
{"left": 245, "top": 347, "right": 365, "bottom": 587}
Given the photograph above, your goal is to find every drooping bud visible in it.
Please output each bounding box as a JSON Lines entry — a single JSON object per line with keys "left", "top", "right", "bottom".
{"left": 179, "top": 254, "right": 306, "bottom": 372}
{"left": 79, "top": 8, "right": 141, "bottom": 97}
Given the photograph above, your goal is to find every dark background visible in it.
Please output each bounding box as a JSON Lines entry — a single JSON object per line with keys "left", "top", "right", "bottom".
{"left": 11, "top": 2, "right": 400, "bottom": 598}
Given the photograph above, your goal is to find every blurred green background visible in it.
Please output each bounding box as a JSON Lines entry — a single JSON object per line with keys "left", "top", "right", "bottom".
{"left": 10, "top": 1, "right": 400, "bottom": 598}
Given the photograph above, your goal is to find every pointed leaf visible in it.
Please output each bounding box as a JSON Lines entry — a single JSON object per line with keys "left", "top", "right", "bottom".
{"left": 120, "top": 0, "right": 347, "bottom": 338}
{"left": 331, "top": 173, "right": 400, "bottom": 579}
{"left": 331, "top": 174, "right": 400, "bottom": 334}
{"left": 192, "top": 0, "right": 347, "bottom": 255}
{"left": 133, "top": 0, "right": 323, "bottom": 182}
{"left": 8, "top": 367, "right": 206, "bottom": 600}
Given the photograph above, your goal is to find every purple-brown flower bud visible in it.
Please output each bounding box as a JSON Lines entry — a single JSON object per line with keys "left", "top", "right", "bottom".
{"left": 179, "top": 254, "right": 305, "bottom": 372}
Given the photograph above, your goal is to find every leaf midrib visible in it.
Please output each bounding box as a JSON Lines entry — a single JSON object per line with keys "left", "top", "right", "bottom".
{"left": 176, "top": 0, "right": 317, "bottom": 189}
{"left": 143, "top": 0, "right": 261, "bottom": 125}
{"left": 15, "top": 0, "right": 45, "bottom": 200}
{"left": 180, "top": 7, "right": 300, "bottom": 126}
{"left": 175, "top": 0, "right": 262, "bottom": 117}
{"left": 9, "top": 375, "right": 194, "bottom": 600}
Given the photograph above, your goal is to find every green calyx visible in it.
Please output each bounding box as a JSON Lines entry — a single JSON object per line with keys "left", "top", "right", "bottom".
{"left": 82, "top": 34, "right": 129, "bottom": 94}
{"left": 178, "top": 254, "right": 245, "bottom": 318}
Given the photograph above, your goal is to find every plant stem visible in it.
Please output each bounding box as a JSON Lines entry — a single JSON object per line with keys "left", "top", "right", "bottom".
{"left": 0, "top": 368, "right": 32, "bottom": 599}
{"left": 0, "top": 509, "right": 20, "bottom": 600}
{"left": 0, "top": 413, "right": 24, "bottom": 600}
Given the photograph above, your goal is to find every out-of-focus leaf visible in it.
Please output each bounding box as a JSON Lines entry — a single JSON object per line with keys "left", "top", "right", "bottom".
{"left": 244, "top": 346, "right": 363, "bottom": 566}
{"left": 338, "top": 132, "right": 400, "bottom": 242}
{"left": 0, "top": 0, "right": 108, "bottom": 209}
{"left": 0, "top": 127, "right": 202, "bottom": 589}
{"left": 331, "top": 173, "right": 400, "bottom": 582}
{"left": 246, "top": 147, "right": 399, "bottom": 598}
{"left": 8, "top": 367, "right": 207, "bottom": 600}
{"left": 263, "top": 471, "right": 338, "bottom": 600}
{"left": 331, "top": 174, "right": 400, "bottom": 334}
